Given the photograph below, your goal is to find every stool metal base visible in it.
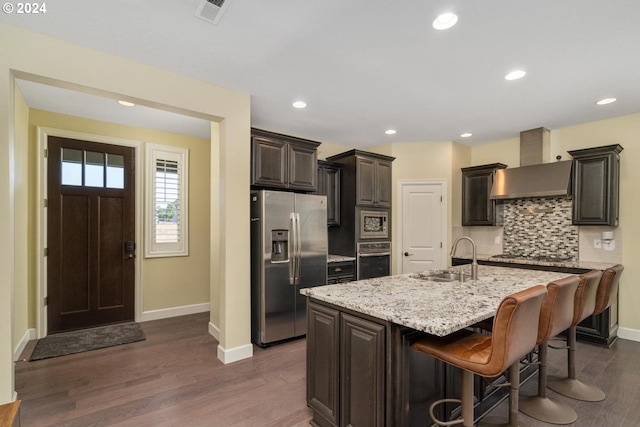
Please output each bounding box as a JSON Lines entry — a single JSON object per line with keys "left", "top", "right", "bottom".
{"left": 547, "top": 376, "right": 606, "bottom": 402}
{"left": 519, "top": 395, "right": 577, "bottom": 424}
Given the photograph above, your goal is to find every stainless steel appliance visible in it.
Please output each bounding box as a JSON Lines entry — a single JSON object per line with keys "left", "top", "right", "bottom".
{"left": 250, "top": 190, "right": 327, "bottom": 346}
{"left": 358, "top": 209, "right": 389, "bottom": 239}
{"left": 357, "top": 241, "right": 391, "bottom": 280}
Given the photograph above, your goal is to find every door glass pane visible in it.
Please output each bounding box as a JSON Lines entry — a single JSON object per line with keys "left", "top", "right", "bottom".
{"left": 106, "top": 154, "right": 125, "bottom": 189}
{"left": 61, "top": 148, "right": 82, "bottom": 186}
{"left": 85, "top": 151, "right": 104, "bottom": 187}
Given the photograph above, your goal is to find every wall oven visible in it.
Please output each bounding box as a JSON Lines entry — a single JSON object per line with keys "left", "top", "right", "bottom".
{"left": 359, "top": 209, "right": 389, "bottom": 240}
{"left": 357, "top": 241, "right": 391, "bottom": 280}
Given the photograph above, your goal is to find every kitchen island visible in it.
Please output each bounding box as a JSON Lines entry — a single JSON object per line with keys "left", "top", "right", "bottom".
{"left": 452, "top": 254, "right": 619, "bottom": 346}
{"left": 301, "top": 265, "right": 573, "bottom": 427}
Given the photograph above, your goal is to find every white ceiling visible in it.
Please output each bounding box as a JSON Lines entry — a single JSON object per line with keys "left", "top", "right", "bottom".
{"left": 3, "top": 0, "right": 640, "bottom": 148}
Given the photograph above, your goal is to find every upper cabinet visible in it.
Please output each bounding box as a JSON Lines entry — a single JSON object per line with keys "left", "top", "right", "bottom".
{"left": 251, "top": 128, "right": 319, "bottom": 192}
{"left": 328, "top": 150, "right": 395, "bottom": 208}
{"left": 569, "top": 144, "right": 623, "bottom": 226}
{"left": 314, "top": 160, "right": 342, "bottom": 226}
{"left": 461, "top": 163, "right": 507, "bottom": 226}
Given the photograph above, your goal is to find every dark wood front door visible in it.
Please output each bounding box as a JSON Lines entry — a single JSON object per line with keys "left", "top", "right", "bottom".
{"left": 47, "top": 136, "right": 135, "bottom": 334}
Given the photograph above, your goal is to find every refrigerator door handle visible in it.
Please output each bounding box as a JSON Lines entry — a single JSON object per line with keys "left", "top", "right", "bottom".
{"left": 295, "top": 212, "right": 302, "bottom": 284}
{"left": 289, "top": 213, "right": 296, "bottom": 285}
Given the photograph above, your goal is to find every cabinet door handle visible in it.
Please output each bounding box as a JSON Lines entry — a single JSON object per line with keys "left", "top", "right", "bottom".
{"left": 404, "top": 252, "right": 414, "bottom": 257}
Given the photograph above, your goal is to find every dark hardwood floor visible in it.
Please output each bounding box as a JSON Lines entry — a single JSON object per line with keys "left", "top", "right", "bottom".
{"left": 15, "top": 313, "right": 640, "bottom": 426}
{"left": 16, "top": 313, "right": 312, "bottom": 427}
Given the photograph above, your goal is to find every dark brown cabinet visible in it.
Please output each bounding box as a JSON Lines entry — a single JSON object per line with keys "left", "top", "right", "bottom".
{"left": 327, "top": 150, "right": 394, "bottom": 209}
{"left": 251, "top": 128, "right": 319, "bottom": 191}
{"left": 355, "top": 156, "right": 393, "bottom": 207}
{"left": 341, "top": 313, "right": 386, "bottom": 427}
{"left": 307, "top": 301, "right": 386, "bottom": 427}
{"left": 461, "top": 163, "right": 507, "bottom": 226}
{"left": 307, "top": 302, "right": 340, "bottom": 427}
{"left": 327, "top": 260, "right": 355, "bottom": 284}
{"left": 315, "top": 160, "right": 342, "bottom": 226}
{"left": 569, "top": 144, "right": 623, "bottom": 226}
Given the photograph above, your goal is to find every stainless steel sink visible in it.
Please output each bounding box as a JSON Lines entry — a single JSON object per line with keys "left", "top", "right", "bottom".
{"left": 414, "top": 271, "right": 471, "bottom": 282}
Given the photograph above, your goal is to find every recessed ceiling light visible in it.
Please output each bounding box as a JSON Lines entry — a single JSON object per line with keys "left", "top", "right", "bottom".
{"left": 385, "top": 129, "right": 397, "bottom": 135}
{"left": 596, "top": 97, "right": 617, "bottom": 105}
{"left": 433, "top": 13, "right": 458, "bottom": 30}
{"left": 505, "top": 70, "right": 526, "bottom": 81}
{"left": 460, "top": 133, "right": 472, "bottom": 138}
{"left": 118, "top": 100, "right": 135, "bottom": 107}
{"left": 292, "top": 101, "right": 307, "bottom": 109}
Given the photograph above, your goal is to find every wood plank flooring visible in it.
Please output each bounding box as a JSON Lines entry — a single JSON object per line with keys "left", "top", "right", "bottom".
{"left": 15, "top": 313, "right": 640, "bottom": 426}
{"left": 16, "top": 313, "right": 312, "bottom": 427}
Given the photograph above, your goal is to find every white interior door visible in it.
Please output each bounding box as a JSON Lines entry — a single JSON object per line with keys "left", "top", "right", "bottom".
{"left": 399, "top": 181, "right": 445, "bottom": 273}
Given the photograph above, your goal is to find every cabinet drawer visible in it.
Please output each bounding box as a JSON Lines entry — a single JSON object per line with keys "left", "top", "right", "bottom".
{"left": 328, "top": 262, "right": 355, "bottom": 278}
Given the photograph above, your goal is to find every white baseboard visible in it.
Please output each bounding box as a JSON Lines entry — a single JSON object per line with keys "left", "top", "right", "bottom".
{"left": 217, "top": 343, "right": 253, "bottom": 364}
{"left": 141, "top": 302, "right": 210, "bottom": 322}
{"left": 618, "top": 327, "right": 640, "bottom": 342}
{"left": 14, "top": 328, "right": 36, "bottom": 361}
{"left": 208, "top": 322, "right": 220, "bottom": 341}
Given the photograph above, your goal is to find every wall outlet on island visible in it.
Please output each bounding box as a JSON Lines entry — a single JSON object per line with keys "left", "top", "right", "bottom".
{"left": 494, "top": 236, "right": 502, "bottom": 244}
{"left": 594, "top": 239, "right": 602, "bottom": 249}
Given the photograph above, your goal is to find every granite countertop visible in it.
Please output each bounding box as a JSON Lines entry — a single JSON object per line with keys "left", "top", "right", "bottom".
{"left": 453, "top": 253, "right": 617, "bottom": 271}
{"left": 301, "top": 265, "right": 570, "bottom": 337}
{"left": 328, "top": 254, "right": 357, "bottom": 263}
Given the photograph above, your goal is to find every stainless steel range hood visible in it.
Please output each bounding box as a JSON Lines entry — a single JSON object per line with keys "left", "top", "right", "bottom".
{"left": 489, "top": 128, "right": 573, "bottom": 200}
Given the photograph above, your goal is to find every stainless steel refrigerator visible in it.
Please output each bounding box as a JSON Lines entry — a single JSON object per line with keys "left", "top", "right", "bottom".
{"left": 250, "top": 190, "right": 328, "bottom": 346}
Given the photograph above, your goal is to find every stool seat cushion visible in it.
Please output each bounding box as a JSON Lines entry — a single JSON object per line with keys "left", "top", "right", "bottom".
{"left": 412, "top": 285, "right": 547, "bottom": 378}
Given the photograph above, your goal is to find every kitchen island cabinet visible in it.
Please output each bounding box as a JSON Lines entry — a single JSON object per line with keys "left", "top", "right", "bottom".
{"left": 302, "top": 266, "right": 570, "bottom": 427}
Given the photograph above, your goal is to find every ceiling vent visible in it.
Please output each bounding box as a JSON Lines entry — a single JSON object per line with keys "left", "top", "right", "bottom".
{"left": 195, "top": 0, "right": 231, "bottom": 25}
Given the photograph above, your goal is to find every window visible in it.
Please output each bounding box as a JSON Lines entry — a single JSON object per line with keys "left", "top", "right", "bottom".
{"left": 145, "top": 144, "right": 189, "bottom": 257}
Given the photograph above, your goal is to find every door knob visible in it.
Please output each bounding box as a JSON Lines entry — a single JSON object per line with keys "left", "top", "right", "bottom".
{"left": 404, "top": 252, "right": 414, "bottom": 257}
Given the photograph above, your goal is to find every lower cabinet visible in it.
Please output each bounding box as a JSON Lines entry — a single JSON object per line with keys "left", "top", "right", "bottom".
{"left": 308, "top": 301, "right": 385, "bottom": 427}
{"left": 306, "top": 299, "right": 532, "bottom": 427}
{"left": 327, "top": 260, "right": 356, "bottom": 284}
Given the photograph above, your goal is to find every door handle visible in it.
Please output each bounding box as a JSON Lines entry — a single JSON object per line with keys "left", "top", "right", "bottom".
{"left": 124, "top": 254, "right": 135, "bottom": 260}
{"left": 404, "top": 252, "right": 414, "bottom": 257}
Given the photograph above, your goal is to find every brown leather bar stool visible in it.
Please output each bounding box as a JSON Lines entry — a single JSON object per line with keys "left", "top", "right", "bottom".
{"left": 519, "top": 275, "right": 582, "bottom": 424}
{"left": 548, "top": 265, "right": 624, "bottom": 401}
{"left": 412, "top": 285, "right": 547, "bottom": 427}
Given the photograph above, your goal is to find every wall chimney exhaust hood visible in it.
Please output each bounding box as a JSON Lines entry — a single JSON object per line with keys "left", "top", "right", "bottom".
{"left": 489, "top": 127, "right": 573, "bottom": 200}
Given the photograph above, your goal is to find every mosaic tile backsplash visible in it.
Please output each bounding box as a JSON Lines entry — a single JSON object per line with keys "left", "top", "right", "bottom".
{"left": 502, "top": 197, "right": 578, "bottom": 259}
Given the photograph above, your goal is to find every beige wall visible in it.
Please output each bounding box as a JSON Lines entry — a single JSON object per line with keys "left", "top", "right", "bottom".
{"left": 13, "top": 86, "right": 29, "bottom": 354}
{"left": 1, "top": 23, "right": 251, "bottom": 402}
{"left": 317, "top": 140, "right": 352, "bottom": 160}
{"left": 470, "top": 113, "right": 640, "bottom": 334}
{"left": 27, "top": 110, "right": 212, "bottom": 315}
{"left": 387, "top": 141, "right": 455, "bottom": 274}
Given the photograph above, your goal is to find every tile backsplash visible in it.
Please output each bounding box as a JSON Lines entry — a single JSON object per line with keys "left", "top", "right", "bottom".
{"left": 502, "top": 197, "right": 578, "bottom": 259}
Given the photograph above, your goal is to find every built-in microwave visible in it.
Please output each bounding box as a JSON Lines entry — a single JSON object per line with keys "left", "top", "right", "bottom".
{"left": 359, "top": 209, "right": 389, "bottom": 239}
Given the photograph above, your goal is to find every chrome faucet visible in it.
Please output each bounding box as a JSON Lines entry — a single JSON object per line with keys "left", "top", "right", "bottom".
{"left": 450, "top": 236, "right": 478, "bottom": 280}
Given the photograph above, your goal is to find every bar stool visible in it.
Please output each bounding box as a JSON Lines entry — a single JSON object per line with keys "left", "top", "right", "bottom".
{"left": 519, "top": 275, "right": 582, "bottom": 424}
{"left": 548, "top": 265, "right": 623, "bottom": 401}
{"left": 412, "top": 285, "right": 547, "bottom": 427}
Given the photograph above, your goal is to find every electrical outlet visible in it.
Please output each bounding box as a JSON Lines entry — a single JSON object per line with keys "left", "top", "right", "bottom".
{"left": 594, "top": 239, "right": 602, "bottom": 249}
{"left": 494, "top": 236, "right": 502, "bottom": 244}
